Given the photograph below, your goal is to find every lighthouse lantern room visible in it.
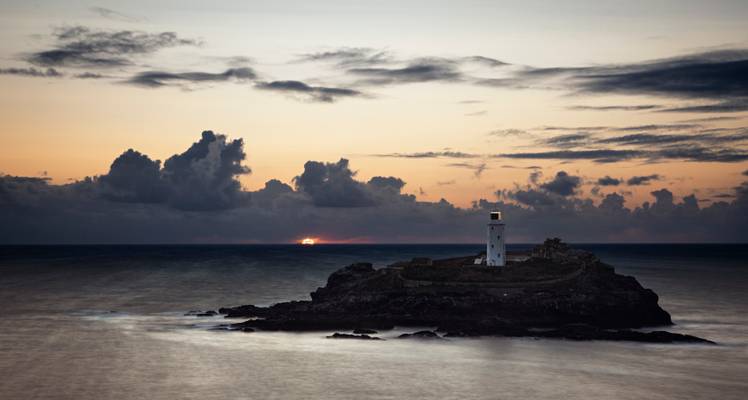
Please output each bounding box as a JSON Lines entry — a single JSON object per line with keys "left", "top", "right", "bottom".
{"left": 486, "top": 211, "right": 506, "bottom": 267}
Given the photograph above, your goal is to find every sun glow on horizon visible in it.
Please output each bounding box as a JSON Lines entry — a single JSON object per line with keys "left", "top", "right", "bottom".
{"left": 300, "top": 238, "right": 316, "bottom": 245}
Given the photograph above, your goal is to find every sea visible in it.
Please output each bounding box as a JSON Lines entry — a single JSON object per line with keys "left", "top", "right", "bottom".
{"left": 0, "top": 244, "right": 746, "bottom": 400}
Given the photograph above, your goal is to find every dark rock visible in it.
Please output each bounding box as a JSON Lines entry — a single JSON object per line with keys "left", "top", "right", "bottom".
{"left": 410, "top": 257, "right": 433, "bottom": 266}
{"left": 353, "top": 328, "right": 378, "bottom": 334}
{"left": 219, "top": 305, "right": 269, "bottom": 318}
{"left": 327, "top": 332, "right": 382, "bottom": 340}
{"left": 240, "top": 327, "right": 255, "bottom": 333}
{"left": 219, "top": 239, "right": 711, "bottom": 344}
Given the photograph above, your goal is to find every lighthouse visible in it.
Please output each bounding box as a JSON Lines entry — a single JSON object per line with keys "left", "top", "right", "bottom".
{"left": 486, "top": 211, "right": 506, "bottom": 267}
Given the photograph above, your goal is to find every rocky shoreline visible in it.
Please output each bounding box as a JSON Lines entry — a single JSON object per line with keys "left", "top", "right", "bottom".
{"left": 215, "top": 239, "right": 713, "bottom": 344}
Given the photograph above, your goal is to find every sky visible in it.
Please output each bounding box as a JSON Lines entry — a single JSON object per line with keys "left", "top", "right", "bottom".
{"left": 1, "top": 1, "right": 747, "bottom": 243}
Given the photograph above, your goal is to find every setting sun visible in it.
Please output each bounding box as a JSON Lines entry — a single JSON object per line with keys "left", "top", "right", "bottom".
{"left": 300, "top": 238, "right": 316, "bottom": 245}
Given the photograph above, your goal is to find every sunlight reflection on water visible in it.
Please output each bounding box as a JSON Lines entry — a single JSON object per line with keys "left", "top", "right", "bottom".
{"left": 51, "top": 310, "right": 745, "bottom": 400}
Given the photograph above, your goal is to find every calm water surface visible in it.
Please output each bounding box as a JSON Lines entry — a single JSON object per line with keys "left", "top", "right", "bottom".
{"left": 0, "top": 244, "right": 746, "bottom": 400}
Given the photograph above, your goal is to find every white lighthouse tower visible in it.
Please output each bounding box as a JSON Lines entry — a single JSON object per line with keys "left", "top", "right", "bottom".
{"left": 486, "top": 211, "right": 506, "bottom": 267}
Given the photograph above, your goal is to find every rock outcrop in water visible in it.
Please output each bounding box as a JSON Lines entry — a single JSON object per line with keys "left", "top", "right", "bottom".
{"left": 219, "top": 239, "right": 713, "bottom": 344}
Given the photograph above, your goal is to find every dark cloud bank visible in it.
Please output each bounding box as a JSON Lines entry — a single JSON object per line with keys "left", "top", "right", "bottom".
{"left": 1, "top": 131, "right": 747, "bottom": 244}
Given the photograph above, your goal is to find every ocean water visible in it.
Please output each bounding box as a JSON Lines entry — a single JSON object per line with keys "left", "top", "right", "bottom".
{"left": 0, "top": 244, "right": 746, "bottom": 400}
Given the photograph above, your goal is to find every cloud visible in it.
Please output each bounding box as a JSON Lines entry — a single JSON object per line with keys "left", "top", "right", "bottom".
{"left": 98, "top": 149, "right": 167, "bottom": 203}
{"left": 649, "top": 188, "right": 674, "bottom": 208}
{"left": 499, "top": 149, "right": 642, "bottom": 163}
{"left": 538, "top": 125, "right": 609, "bottom": 132}
{"left": 599, "top": 192, "right": 626, "bottom": 211}
{"left": 540, "top": 171, "right": 581, "bottom": 196}
{"left": 296, "top": 47, "right": 393, "bottom": 67}
{"left": 567, "top": 104, "right": 662, "bottom": 111}
{"left": 505, "top": 49, "right": 748, "bottom": 102}
{"left": 468, "top": 49, "right": 748, "bottom": 113}
{"left": 498, "top": 147, "right": 748, "bottom": 163}
{"left": 679, "top": 116, "right": 743, "bottom": 123}
{"left": 299, "top": 49, "right": 506, "bottom": 83}
{"left": 597, "top": 176, "right": 622, "bottom": 186}
{"left": 599, "top": 130, "right": 748, "bottom": 145}
{"left": 161, "top": 131, "right": 250, "bottom": 210}
{"left": 465, "top": 110, "right": 487, "bottom": 116}
{"left": 541, "top": 133, "right": 591, "bottom": 147}
{"left": 374, "top": 151, "right": 478, "bottom": 159}
{"left": 572, "top": 50, "right": 748, "bottom": 100}
{"left": 293, "top": 158, "right": 371, "bottom": 207}
{"left": 461, "top": 56, "right": 509, "bottom": 67}
{"left": 97, "top": 130, "right": 250, "bottom": 210}
{"left": 295, "top": 49, "right": 509, "bottom": 90}
{"left": 447, "top": 162, "right": 487, "bottom": 178}
{"left": 488, "top": 128, "right": 531, "bottom": 137}
{"left": 27, "top": 26, "right": 199, "bottom": 68}
{"left": 532, "top": 124, "right": 748, "bottom": 162}
{"left": 75, "top": 72, "right": 106, "bottom": 79}
{"left": 293, "top": 159, "right": 411, "bottom": 207}
{"left": 0, "top": 67, "right": 61, "bottom": 77}
{"left": 529, "top": 170, "right": 542, "bottom": 184}
{"left": 626, "top": 175, "right": 662, "bottom": 186}
{"left": 500, "top": 165, "right": 542, "bottom": 170}
{"left": 471, "top": 77, "right": 529, "bottom": 89}
{"left": 89, "top": 7, "right": 141, "bottom": 22}
{"left": 653, "top": 146, "right": 748, "bottom": 162}
{"left": 255, "top": 80, "right": 363, "bottom": 103}
{"left": 596, "top": 133, "right": 695, "bottom": 146}
{"left": 506, "top": 188, "right": 558, "bottom": 208}
{"left": 523, "top": 50, "right": 748, "bottom": 115}
{"left": 348, "top": 59, "right": 462, "bottom": 85}
{"left": 612, "top": 123, "right": 701, "bottom": 132}
{"left": 368, "top": 176, "right": 406, "bottom": 192}
{"left": 659, "top": 99, "right": 748, "bottom": 113}
{"left": 125, "top": 68, "right": 256, "bottom": 88}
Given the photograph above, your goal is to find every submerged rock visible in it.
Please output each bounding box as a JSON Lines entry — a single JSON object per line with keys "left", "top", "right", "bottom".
{"left": 186, "top": 310, "right": 218, "bottom": 317}
{"left": 196, "top": 310, "right": 218, "bottom": 317}
{"left": 531, "top": 323, "right": 714, "bottom": 344}
{"left": 398, "top": 330, "right": 443, "bottom": 340}
{"left": 222, "top": 239, "right": 712, "bottom": 344}
{"left": 327, "top": 333, "right": 382, "bottom": 340}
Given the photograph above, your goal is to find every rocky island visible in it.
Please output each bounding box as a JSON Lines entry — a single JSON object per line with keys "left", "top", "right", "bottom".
{"left": 218, "top": 239, "right": 713, "bottom": 344}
